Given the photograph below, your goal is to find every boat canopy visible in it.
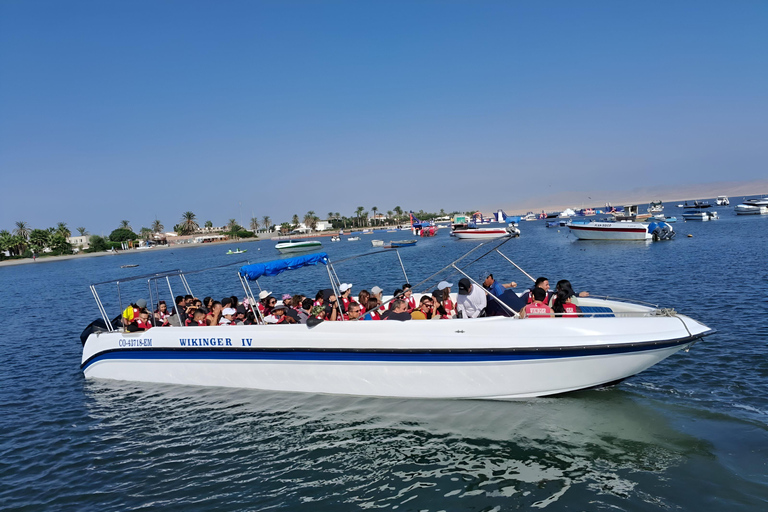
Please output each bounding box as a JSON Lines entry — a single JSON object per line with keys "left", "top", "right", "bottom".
{"left": 239, "top": 252, "right": 330, "bottom": 281}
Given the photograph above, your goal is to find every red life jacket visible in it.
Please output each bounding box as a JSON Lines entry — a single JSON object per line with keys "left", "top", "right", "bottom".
{"left": 524, "top": 303, "right": 553, "bottom": 318}
{"left": 562, "top": 303, "right": 579, "bottom": 318}
{"left": 135, "top": 319, "right": 152, "bottom": 330}
{"left": 406, "top": 296, "right": 416, "bottom": 312}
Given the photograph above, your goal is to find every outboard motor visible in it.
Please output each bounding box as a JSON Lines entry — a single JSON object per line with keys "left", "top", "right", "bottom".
{"left": 80, "top": 315, "right": 122, "bottom": 346}
{"left": 650, "top": 221, "right": 675, "bottom": 241}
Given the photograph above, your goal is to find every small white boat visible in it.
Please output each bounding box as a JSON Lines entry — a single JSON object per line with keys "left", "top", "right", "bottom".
{"left": 80, "top": 248, "right": 713, "bottom": 399}
{"left": 568, "top": 221, "right": 674, "bottom": 241}
{"left": 347, "top": 236, "right": 361, "bottom": 241}
{"left": 226, "top": 249, "right": 247, "bottom": 254}
{"left": 682, "top": 211, "right": 719, "bottom": 221}
{"left": 716, "top": 196, "right": 730, "bottom": 206}
{"left": 275, "top": 240, "right": 323, "bottom": 253}
{"left": 742, "top": 197, "right": 768, "bottom": 207}
{"left": 453, "top": 226, "right": 519, "bottom": 240}
{"left": 647, "top": 200, "right": 664, "bottom": 213}
{"left": 734, "top": 204, "right": 768, "bottom": 215}
{"left": 522, "top": 212, "right": 538, "bottom": 221}
{"left": 371, "top": 240, "right": 384, "bottom": 247}
{"left": 330, "top": 236, "right": 341, "bottom": 242}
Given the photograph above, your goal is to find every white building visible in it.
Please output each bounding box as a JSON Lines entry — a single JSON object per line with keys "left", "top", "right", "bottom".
{"left": 67, "top": 235, "right": 89, "bottom": 251}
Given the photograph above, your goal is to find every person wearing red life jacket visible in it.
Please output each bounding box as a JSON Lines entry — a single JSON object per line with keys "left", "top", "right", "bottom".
{"left": 134, "top": 311, "right": 154, "bottom": 331}
{"left": 122, "top": 298, "right": 147, "bottom": 329}
{"left": 436, "top": 281, "right": 456, "bottom": 318}
{"left": 185, "top": 309, "right": 208, "bottom": 326}
{"left": 520, "top": 288, "right": 554, "bottom": 318}
{"left": 402, "top": 283, "right": 416, "bottom": 312}
{"left": 339, "top": 283, "right": 353, "bottom": 312}
{"left": 552, "top": 289, "right": 582, "bottom": 318}
{"left": 521, "top": 277, "right": 554, "bottom": 305}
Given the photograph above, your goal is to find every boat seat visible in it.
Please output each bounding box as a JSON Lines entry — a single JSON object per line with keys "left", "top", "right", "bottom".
{"left": 578, "top": 306, "right": 615, "bottom": 318}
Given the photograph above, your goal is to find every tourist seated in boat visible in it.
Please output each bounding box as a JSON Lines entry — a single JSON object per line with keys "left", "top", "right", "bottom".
{"left": 383, "top": 299, "right": 411, "bottom": 321}
{"left": 520, "top": 288, "right": 554, "bottom": 318}
{"left": 203, "top": 296, "right": 213, "bottom": 314}
{"left": 264, "top": 304, "right": 296, "bottom": 324}
{"left": 154, "top": 300, "right": 170, "bottom": 324}
{"left": 296, "top": 298, "right": 313, "bottom": 324}
{"left": 122, "top": 298, "right": 147, "bottom": 329}
{"left": 362, "top": 298, "right": 382, "bottom": 320}
{"left": 323, "top": 291, "right": 341, "bottom": 321}
{"left": 257, "top": 290, "right": 273, "bottom": 314}
{"left": 552, "top": 289, "right": 581, "bottom": 318}
{"left": 411, "top": 296, "right": 435, "bottom": 320}
{"left": 345, "top": 302, "right": 362, "bottom": 321}
{"left": 551, "top": 280, "right": 589, "bottom": 307}
{"left": 357, "top": 290, "right": 370, "bottom": 314}
{"left": 479, "top": 271, "right": 517, "bottom": 298}
{"left": 437, "top": 281, "right": 455, "bottom": 318}
{"left": 313, "top": 290, "right": 325, "bottom": 307}
{"left": 402, "top": 284, "right": 416, "bottom": 312}
{"left": 219, "top": 307, "right": 236, "bottom": 325}
{"left": 339, "top": 283, "right": 353, "bottom": 311}
{"left": 370, "top": 285, "right": 383, "bottom": 305}
{"left": 390, "top": 289, "right": 403, "bottom": 309}
{"left": 520, "top": 278, "right": 554, "bottom": 306}
{"left": 310, "top": 305, "right": 326, "bottom": 320}
{"left": 185, "top": 309, "right": 208, "bottom": 326}
{"left": 206, "top": 301, "right": 223, "bottom": 326}
{"left": 456, "top": 278, "right": 487, "bottom": 318}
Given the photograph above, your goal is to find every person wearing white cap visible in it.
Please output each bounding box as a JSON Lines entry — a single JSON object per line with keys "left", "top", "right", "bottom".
{"left": 339, "top": 283, "right": 353, "bottom": 311}
{"left": 437, "top": 281, "right": 456, "bottom": 318}
{"left": 219, "top": 307, "right": 237, "bottom": 325}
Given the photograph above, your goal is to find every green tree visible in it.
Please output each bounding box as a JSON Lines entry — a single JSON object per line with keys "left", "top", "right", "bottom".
{"left": 393, "top": 206, "right": 403, "bottom": 223}
{"left": 119, "top": 220, "right": 132, "bottom": 230}
{"left": 28, "top": 229, "right": 51, "bottom": 253}
{"left": 205, "top": 220, "right": 213, "bottom": 229}
{"left": 371, "top": 206, "right": 378, "bottom": 226}
{"left": 14, "top": 221, "right": 30, "bottom": 240}
{"left": 292, "top": 214, "right": 300, "bottom": 228}
{"left": 76, "top": 226, "right": 88, "bottom": 236}
{"left": 109, "top": 228, "right": 138, "bottom": 242}
{"left": 0, "top": 230, "right": 13, "bottom": 256}
{"left": 386, "top": 210, "right": 393, "bottom": 224}
{"left": 56, "top": 222, "right": 71, "bottom": 238}
{"left": 249, "top": 217, "right": 260, "bottom": 232}
{"left": 88, "top": 235, "right": 109, "bottom": 252}
{"left": 226, "top": 219, "right": 239, "bottom": 232}
{"left": 279, "top": 222, "right": 291, "bottom": 234}
{"left": 355, "top": 206, "right": 365, "bottom": 227}
{"left": 176, "top": 212, "right": 198, "bottom": 235}
{"left": 262, "top": 216, "right": 271, "bottom": 232}
{"left": 304, "top": 211, "right": 318, "bottom": 231}
{"left": 152, "top": 219, "right": 164, "bottom": 233}
{"left": 140, "top": 227, "right": 153, "bottom": 240}
{"left": 50, "top": 233, "right": 72, "bottom": 255}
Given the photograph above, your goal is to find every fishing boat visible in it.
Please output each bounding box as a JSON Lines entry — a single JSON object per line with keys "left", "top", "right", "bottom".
{"left": 453, "top": 226, "right": 519, "bottom": 240}
{"left": 682, "top": 210, "right": 719, "bottom": 221}
{"left": 226, "top": 249, "right": 247, "bottom": 254}
{"left": 371, "top": 240, "right": 385, "bottom": 247}
{"left": 611, "top": 204, "right": 652, "bottom": 221}
{"left": 734, "top": 204, "right": 768, "bottom": 215}
{"left": 274, "top": 240, "right": 322, "bottom": 254}
{"left": 79, "top": 246, "right": 714, "bottom": 399}
{"left": 568, "top": 221, "right": 675, "bottom": 241}
{"left": 389, "top": 240, "right": 417, "bottom": 247}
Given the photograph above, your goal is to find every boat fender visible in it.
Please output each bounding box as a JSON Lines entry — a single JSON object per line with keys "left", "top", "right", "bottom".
{"left": 306, "top": 317, "right": 324, "bottom": 328}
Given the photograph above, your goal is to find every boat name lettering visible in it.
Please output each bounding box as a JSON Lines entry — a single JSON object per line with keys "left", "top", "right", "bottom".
{"left": 178, "top": 338, "right": 233, "bottom": 347}
{"left": 119, "top": 338, "right": 152, "bottom": 347}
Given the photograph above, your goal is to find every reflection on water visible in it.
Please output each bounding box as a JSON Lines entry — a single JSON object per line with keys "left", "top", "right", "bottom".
{"left": 58, "top": 381, "right": 737, "bottom": 511}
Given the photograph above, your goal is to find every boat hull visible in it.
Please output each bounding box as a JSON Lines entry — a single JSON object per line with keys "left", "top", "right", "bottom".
{"left": 453, "top": 229, "right": 512, "bottom": 240}
{"left": 568, "top": 222, "right": 651, "bottom": 240}
{"left": 734, "top": 204, "right": 767, "bottom": 215}
{"left": 275, "top": 242, "right": 323, "bottom": 253}
{"left": 81, "top": 311, "right": 711, "bottom": 399}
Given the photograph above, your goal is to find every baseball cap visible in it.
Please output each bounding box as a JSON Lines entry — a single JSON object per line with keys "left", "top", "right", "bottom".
{"left": 458, "top": 278, "right": 471, "bottom": 295}
{"left": 222, "top": 307, "right": 236, "bottom": 316}
{"left": 370, "top": 286, "right": 383, "bottom": 296}
{"left": 437, "top": 281, "right": 453, "bottom": 290}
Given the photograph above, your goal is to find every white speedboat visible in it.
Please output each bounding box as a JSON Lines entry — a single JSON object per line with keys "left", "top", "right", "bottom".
{"left": 371, "top": 240, "right": 384, "bottom": 247}
{"left": 716, "top": 196, "right": 730, "bottom": 206}
{"left": 453, "top": 226, "right": 519, "bottom": 240}
{"left": 742, "top": 197, "right": 768, "bottom": 207}
{"left": 682, "top": 211, "right": 719, "bottom": 221}
{"left": 347, "top": 236, "right": 361, "bottom": 241}
{"left": 734, "top": 204, "right": 768, "bottom": 215}
{"left": 80, "top": 249, "right": 713, "bottom": 399}
{"left": 275, "top": 240, "right": 323, "bottom": 253}
{"left": 568, "top": 221, "right": 674, "bottom": 241}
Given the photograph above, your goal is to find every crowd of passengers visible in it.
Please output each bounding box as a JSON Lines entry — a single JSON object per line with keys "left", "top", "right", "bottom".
{"left": 121, "top": 272, "right": 588, "bottom": 331}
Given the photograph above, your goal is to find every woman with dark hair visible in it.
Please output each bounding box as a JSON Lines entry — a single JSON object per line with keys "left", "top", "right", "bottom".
{"left": 358, "top": 290, "right": 370, "bottom": 314}
{"left": 552, "top": 280, "right": 589, "bottom": 307}
{"left": 552, "top": 289, "right": 581, "bottom": 318}
{"left": 203, "top": 296, "right": 213, "bottom": 312}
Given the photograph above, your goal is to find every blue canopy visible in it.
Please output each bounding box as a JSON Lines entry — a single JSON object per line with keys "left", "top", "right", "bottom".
{"left": 239, "top": 252, "right": 330, "bottom": 281}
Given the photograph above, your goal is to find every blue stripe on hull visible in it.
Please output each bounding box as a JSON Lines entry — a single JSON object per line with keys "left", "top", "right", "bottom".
{"left": 82, "top": 337, "right": 698, "bottom": 372}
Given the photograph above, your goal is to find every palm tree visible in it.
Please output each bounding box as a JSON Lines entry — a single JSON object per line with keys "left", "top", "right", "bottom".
{"left": 393, "top": 206, "right": 403, "bottom": 224}
{"left": 140, "top": 227, "right": 153, "bottom": 240}
{"left": 355, "top": 206, "right": 365, "bottom": 227}
{"left": 327, "top": 212, "right": 334, "bottom": 222}
{"left": 371, "top": 206, "right": 378, "bottom": 226}
{"left": 250, "top": 217, "right": 260, "bottom": 232}
{"left": 304, "top": 211, "right": 318, "bottom": 231}
{"left": 151, "top": 219, "right": 164, "bottom": 233}
{"left": 362, "top": 211, "right": 369, "bottom": 227}
{"left": 76, "top": 226, "right": 88, "bottom": 236}
{"left": 14, "top": 221, "right": 30, "bottom": 240}
{"left": 227, "top": 218, "right": 239, "bottom": 232}
{"left": 262, "top": 216, "right": 271, "bottom": 233}
{"left": 119, "top": 220, "right": 131, "bottom": 230}
{"left": 179, "top": 211, "right": 199, "bottom": 235}
{"left": 56, "top": 222, "right": 71, "bottom": 238}
{"left": 292, "top": 214, "right": 300, "bottom": 228}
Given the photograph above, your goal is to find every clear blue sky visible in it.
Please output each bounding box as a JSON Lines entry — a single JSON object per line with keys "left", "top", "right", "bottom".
{"left": 1, "top": 0, "right": 766, "bottom": 234}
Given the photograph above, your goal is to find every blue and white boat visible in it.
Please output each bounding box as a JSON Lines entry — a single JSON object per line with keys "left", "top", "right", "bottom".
{"left": 80, "top": 248, "right": 712, "bottom": 399}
